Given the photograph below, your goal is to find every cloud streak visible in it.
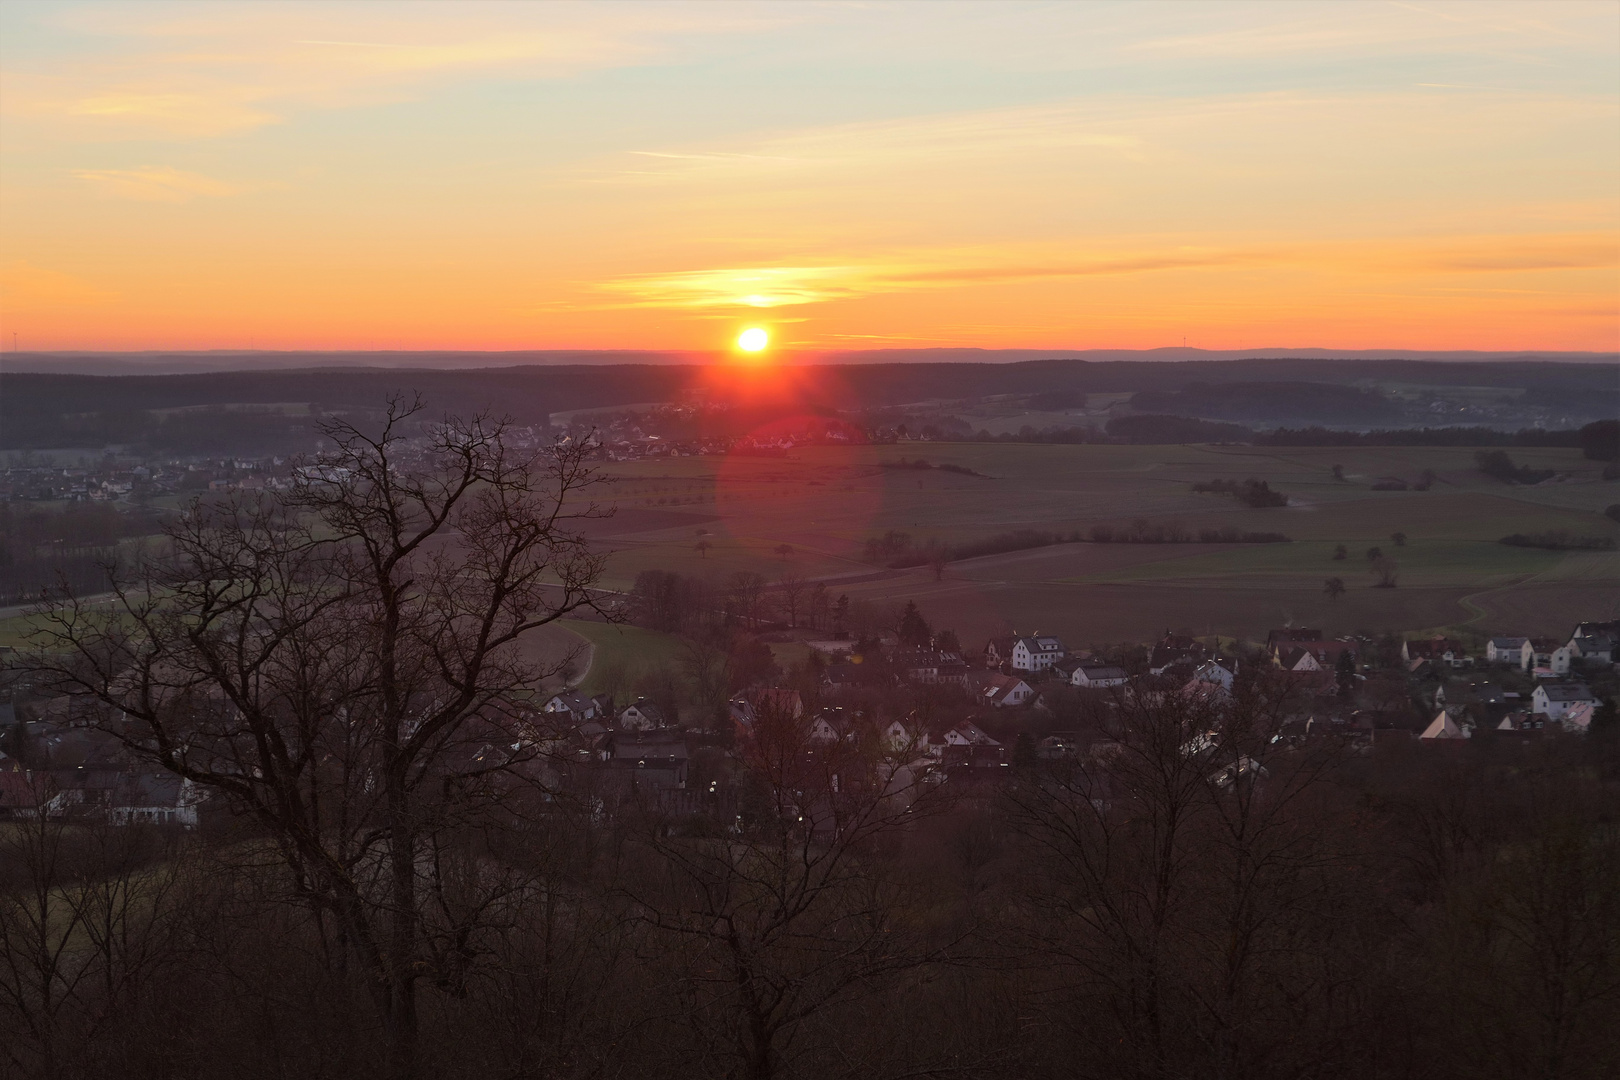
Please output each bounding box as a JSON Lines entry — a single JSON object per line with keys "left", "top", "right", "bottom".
{"left": 70, "top": 166, "right": 242, "bottom": 202}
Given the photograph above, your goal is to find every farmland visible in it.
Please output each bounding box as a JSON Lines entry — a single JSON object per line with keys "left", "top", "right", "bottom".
{"left": 588, "top": 441, "right": 1619, "bottom": 647}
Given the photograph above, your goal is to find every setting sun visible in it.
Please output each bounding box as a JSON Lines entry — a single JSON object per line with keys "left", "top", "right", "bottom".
{"left": 737, "top": 328, "right": 769, "bottom": 352}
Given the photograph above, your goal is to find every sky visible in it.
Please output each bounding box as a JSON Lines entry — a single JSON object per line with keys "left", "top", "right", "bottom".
{"left": 0, "top": 0, "right": 1616, "bottom": 354}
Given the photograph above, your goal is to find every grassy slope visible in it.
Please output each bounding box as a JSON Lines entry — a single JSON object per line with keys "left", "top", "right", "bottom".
{"left": 555, "top": 619, "right": 689, "bottom": 697}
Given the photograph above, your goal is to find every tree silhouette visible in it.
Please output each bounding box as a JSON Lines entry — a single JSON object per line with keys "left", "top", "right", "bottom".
{"left": 1324, "top": 577, "right": 1346, "bottom": 601}
{"left": 31, "top": 399, "right": 608, "bottom": 1079}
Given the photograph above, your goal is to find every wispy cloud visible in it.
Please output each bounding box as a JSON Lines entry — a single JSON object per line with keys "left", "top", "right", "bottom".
{"left": 7, "top": 3, "right": 794, "bottom": 139}
{"left": 597, "top": 248, "right": 1268, "bottom": 309}
{"left": 1423, "top": 236, "right": 1618, "bottom": 272}
{"left": 597, "top": 232, "right": 1619, "bottom": 312}
{"left": 70, "top": 166, "right": 241, "bottom": 202}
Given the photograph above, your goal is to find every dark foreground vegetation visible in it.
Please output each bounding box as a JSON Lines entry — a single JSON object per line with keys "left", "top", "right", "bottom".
{"left": 4, "top": 405, "right": 1618, "bottom": 1080}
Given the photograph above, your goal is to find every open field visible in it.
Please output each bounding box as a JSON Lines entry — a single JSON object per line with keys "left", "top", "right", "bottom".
{"left": 589, "top": 442, "right": 1619, "bottom": 647}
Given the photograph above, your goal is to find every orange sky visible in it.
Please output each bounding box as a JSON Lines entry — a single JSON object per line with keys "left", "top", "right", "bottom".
{"left": 1, "top": 1, "right": 1616, "bottom": 353}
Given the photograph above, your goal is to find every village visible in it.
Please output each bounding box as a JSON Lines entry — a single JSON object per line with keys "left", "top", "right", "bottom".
{"left": 5, "top": 602, "right": 1614, "bottom": 827}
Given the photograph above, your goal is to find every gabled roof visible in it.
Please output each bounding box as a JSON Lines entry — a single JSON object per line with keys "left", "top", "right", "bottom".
{"left": 1537, "top": 682, "right": 1595, "bottom": 703}
{"left": 1489, "top": 637, "right": 1529, "bottom": 649}
{"left": 1405, "top": 638, "right": 1462, "bottom": 658}
{"left": 621, "top": 698, "right": 666, "bottom": 722}
{"left": 949, "top": 721, "right": 1001, "bottom": 747}
{"left": 981, "top": 672, "right": 1032, "bottom": 705}
{"left": 1420, "top": 710, "right": 1468, "bottom": 740}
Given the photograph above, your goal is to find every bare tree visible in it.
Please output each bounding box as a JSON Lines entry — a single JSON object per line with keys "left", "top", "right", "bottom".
{"left": 621, "top": 699, "right": 947, "bottom": 1079}
{"left": 728, "top": 571, "right": 767, "bottom": 629}
{"left": 1003, "top": 675, "right": 1357, "bottom": 1080}
{"left": 29, "top": 399, "right": 608, "bottom": 1080}
{"left": 778, "top": 572, "right": 807, "bottom": 629}
{"left": 0, "top": 805, "right": 186, "bottom": 1080}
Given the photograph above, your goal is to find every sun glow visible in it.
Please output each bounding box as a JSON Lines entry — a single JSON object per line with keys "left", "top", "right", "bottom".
{"left": 737, "top": 327, "right": 769, "bottom": 352}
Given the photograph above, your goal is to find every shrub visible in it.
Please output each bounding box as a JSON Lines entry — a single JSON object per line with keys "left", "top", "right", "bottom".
{"left": 1475, "top": 450, "right": 1556, "bottom": 485}
{"left": 1499, "top": 532, "right": 1617, "bottom": 551}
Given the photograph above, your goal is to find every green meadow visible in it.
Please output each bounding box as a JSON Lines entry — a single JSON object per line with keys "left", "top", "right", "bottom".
{"left": 588, "top": 441, "right": 1619, "bottom": 647}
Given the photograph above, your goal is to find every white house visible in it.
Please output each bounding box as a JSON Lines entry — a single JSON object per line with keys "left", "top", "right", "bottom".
{"left": 107, "top": 774, "right": 205, "bottom": 828}
{"left": 880, "top": 719, "right": 930, "bottom": 756}
{"left": 617, "top": 698, "right": 667, "bottom": 731}
{"left": 1567, "top": 631, "right": 1617, "bottom": 664}
{"left": 1532, "top": 682, "right": 1596, "bottom": 722}
{"left": 943, "top": 721, "right": 1001, "bottom": 748}
{"left": 1009, "top": 635, "right": 1066, "bottom": 672}
{"left": 1071, "top": 663, "right": 1129, "bottom": 688}
{"left": 1525, "top": 638, "right": 1572, "bottom": 676}
{"left": 1486, "top": 637, "right": 1529, "bottom": 664}
{"left": 981, "top": 673, "right": 1035, "bottom": 707}
{"left": 1568, "top": 621, "right": 1619, "bottom": 663}
{"left": 543, "top": 692, "right": 602, "bottom": 723}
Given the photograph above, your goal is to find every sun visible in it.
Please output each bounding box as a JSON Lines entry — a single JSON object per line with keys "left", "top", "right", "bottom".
{"left": 737, "top": 327, "right": 769, "bottom": 352}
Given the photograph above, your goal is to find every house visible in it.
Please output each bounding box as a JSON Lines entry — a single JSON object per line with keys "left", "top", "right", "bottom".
{"left": 1495, "top": 710, "right": 1543, "bottom": 733}
{"left": 752, "top": 687, "right": 805, "bottom": 719}
{"left": 1071, "top": 663, "right": 1129, "bottom": 689}
{"left": 1009, "top": 635, "right": 1067, "bottom": 673}
{"left": 617, "top": 698, "right": 667, "bottom": 731}
{"left": 1486, "top": 637, "right": 1529, "bottom": 664}
{"left": 1531, "top": 682, "right": 1597, "bottom": 722}
{"left": 1189, "top": 659, "right": 1236, "bottom": 691}
{"left": 983, "top": 636, "right": 1017, "bottom": 668}
{"left": 892, "top": 648, "right": 969, "bottom": 685}
{"left": 1403, "top": 637, "right": 1467, "bottom": 667}
{"left": 1266, "top": 628, "right": 1322, "bottom": 657}
{"left": 1525, "top": 638, "right": 1572, "bottom": 676}
{"left": 808, "top": 710, "right": 862, "bottom": 744}
{"left": 1436, "top": 679, "right": 1512, "bottom": 727}
{"left": 943, "top": 721, "right": 1001, "bottom": 748}
{"left": 1149, "top": 632, "right": 1207, "bottom": 674}
{"left": 1568, "top": 621, "right": 1619, "bottom": 664}
{"left": 1556, "top": 701, "right": 1597, "bottom": 733}
{"left": 879, "top": 718, "right": 930, "bottom": 756}
{"left": 1419, "top": 709, "right": 1471, "bottom": 740}
{"left": 1273, "top": 640, "right": 1355, "bottom": 672}
{"left": 105, "top": 773, "right": 205, "bottom": 827}
{"left": 601, "top": 730, "right": 689, "bottom": 790}
{"left": 542, "top": 692, "right": 602, "bottom": 723}
{"left": 820, "top": 663, "right": 861, "bottom": 694}
{"left": 1276, "top": 647, "right": 1322, "bottom": 672}
{"left": 980, "top": 672, "right": 1035, "bottom": 708}
{"left": 1180, "top": 669, "right": 1233, "bottom": 704}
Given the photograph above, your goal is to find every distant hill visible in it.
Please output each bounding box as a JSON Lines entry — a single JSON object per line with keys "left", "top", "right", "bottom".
{"left": 2, "top": 346, "right": 1614, "bottom": 377}
{"left": 2, "top": 356, "right": 1615, "bottom": 451}
{"left": 1129, "top": 381, "right": 1401, "bottom": 426}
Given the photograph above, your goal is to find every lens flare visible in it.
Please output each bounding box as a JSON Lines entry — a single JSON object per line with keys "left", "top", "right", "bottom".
{"left": 737, "top": 327, "right": 769, "bottom": 352}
